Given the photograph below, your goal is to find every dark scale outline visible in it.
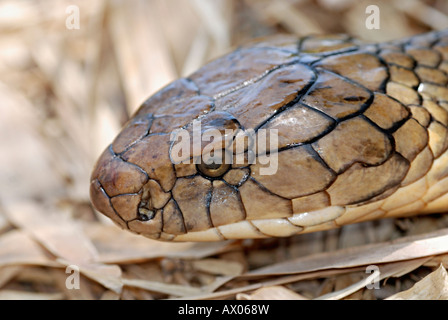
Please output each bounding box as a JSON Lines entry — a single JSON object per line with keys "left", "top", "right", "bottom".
{"left": 308, "top": 114, "right": 404, "bottom": 182}
{"left": 405, "top": 46, "right": 443, "bottom": 69}
{"left": 297, "top": 34, "right": 361, "bottom": 58}
{"left": 299, "top": 68, "right": 375, "bottom": 122}
{"left": 384, "top": 63, "right": 421, "bottom": 89}
{"left": 119, "top": 132, "right": 179, "bottom": 196}
{"left": 247, "top": 220, "right": 270, "bottom": 238}
{"left": 265, "top": 102, "right": 338, "bottom": 150}
{"left": 327, "top": 151, "right": 411, "bottom": 207}
{"left": 169, "top": 174, "right": 214, "bottom": 232}
{"left": 223, "top": 167, "right": 251, "bottom": 187}
{"left": 133, "top": 77, "right": 202, "bottom": 123}
{"left": 209, "top": 59, "right": 311, "bottom": 114}
{"left": 234, "top": 45, "right": 300, "bottom": 56}
{"left": 204, "top": 184, "right": 214, "bottom": 229}
{"left": 189, "top": 45, "right": 306, "bottom": 100}
{"left": 407, "top": 104, "right": 434, "bottom": 128}
{"left": 107, "top": 145, "right": 151, "bottom": 185}
{"left": 215, "top": 32, "right": 432, "bottom": 220}
{"left": 111, "top": 113, "right": 154, "bottom": 156}
{"left": 246, "top": 176, "right": 293, "bottom": 204}
{"left": 414, "top": 66, "right": 448, "bottom": 87}
{"left": 94, "top": 179, "right": 128, "bottom": 227}
{"left": 360, "top": 113, "right": 400, "bottom": 153}
{"left": 252, "top": 64, "right": 318, "bottom": 132}
{"left": 174, "top": 52, "right": 399, "bottom": 211}
{"left": 427, "top": 119, "right": 448, "bottom": 160}
{"left": 378, "top": 50, "right": 418, "bottom": 71}
{"left": 207, "top": 179, "right": 248, "bottom": 228}
{"left": 110, "top": 190, "right": 144, "bottom": 223}
{"left": 388, "top": 80, "right": 424, "bottom": 106}
{"left": 400, "top": 147, "right": 434, "bottom": 188}
{"left": 418, "top": 82, "right": 448, "bottom": 104}
{"left": 307, "top": 113, "right": 397, "bottom": 174}
{"left": 165, "top": 197, "right": 188, "bottom": 235}
{"left": 310, "top": 50, "right": 392, "bottom": 94}
{"left": 388, "top": 115, "right": 430, "bottom": 163}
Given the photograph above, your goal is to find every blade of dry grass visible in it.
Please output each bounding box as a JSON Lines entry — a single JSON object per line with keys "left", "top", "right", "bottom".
{"left": 244, "top": 228, "right": 448, "bottom": 278}
{"left": 424, "top": 253, "right": 448, "bottom": 268}
{"left": 263, "top": 1, "right": 324, "bottom": 35}
{"left": 108, "top": 0, "right": 177, "bottom": 114}
{"left": 393, "top": 0, "right": 448, "bottom": 30}
{"left": 174, "top": 268, "right": 364, "bottom": 300}
{"left": 84, "top": 223, "right": 235, "bottom": 263}
{"left": 237, "top": 285, "right": 309, "bottom": 300}
{"left": 122, "top": 278, "right": 204, "bottom": 297}
{"left": 191, "top": 258, "right": 245, "bottom": 277}
{"left": 315, "top": 257, "right": 430, "bottom": 300}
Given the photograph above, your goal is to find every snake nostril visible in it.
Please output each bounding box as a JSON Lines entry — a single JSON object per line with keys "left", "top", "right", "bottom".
{"left": 138, "top": 207, "right": 155, "bottom": 221}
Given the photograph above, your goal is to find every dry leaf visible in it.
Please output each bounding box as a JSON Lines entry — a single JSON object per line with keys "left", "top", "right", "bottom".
{"left": 123, "top": 278, "right": 204, "bottom": 297}
{"left": 0, "top": 230, "right": 57, "bottom": 268}
{"left": 4, "top": 203, "right": 123, "bottom": 293}
{"left": 0, "top": 266, "right": 22, "bottom": 288}
{"left": 245, "top": 229, "right": 448, "bottom": 278}
{"left": 424, "top": 254, "right": 448, "bottom": 268}
{"left": 85, "top": 223, "right": 235, "bottom": 263}
{"left": 100, "top": 290, "right": 121, "bottom": 300}
{"left": 191, "top": 258, "right": 244, "bottom": 277}
{"left": 4, "top": 203, "right": 98, "bottom": 263}
{"left": 386, "top": 264, "right": 448, "bottom": 300}
{"left": 237, "top": 286, "right": 308, "bottom": 300}
{"left": 0, "top": 290, "right": 64, "bottom": 300}
{"left": 0, "top": 210, "right": 9, "bottom": 234}
{"left": 315, "top": 257, "right": 429, "bottom": 300}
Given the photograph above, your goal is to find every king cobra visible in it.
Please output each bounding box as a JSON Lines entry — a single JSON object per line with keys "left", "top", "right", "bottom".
{"left": 90, "top": 30, "right": 448, "bottom": 241}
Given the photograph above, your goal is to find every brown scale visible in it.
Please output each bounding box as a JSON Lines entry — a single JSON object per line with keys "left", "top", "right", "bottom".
{"left": 90, "top": 29, "right": 448, "bottom": 241}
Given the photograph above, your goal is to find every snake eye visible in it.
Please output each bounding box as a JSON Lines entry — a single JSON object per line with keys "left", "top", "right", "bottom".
{"left": 197, "top": 160, "right": 230, "bottom": 178}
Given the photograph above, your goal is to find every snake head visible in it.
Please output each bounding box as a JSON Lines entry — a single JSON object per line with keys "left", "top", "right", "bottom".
{"left": 89, "top": 41, "right": 321, "bottom": 242}
{"left": 89, "top": 112, "right": 172, "bottom": 240}
{"left": 89, "top": 90, "right": 249, "bottom": 241}
{"left": 90, "top": 31, "right": 448, "bottom": 242}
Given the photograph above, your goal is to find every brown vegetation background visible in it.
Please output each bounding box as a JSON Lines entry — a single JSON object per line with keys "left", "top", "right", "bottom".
{"left": 1, "top": 0, "right": 448, "bottom": 300}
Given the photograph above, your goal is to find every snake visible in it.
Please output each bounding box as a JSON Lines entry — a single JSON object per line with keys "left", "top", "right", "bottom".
{"left": 90, "top": 29, "right": 448, "bottom": 242}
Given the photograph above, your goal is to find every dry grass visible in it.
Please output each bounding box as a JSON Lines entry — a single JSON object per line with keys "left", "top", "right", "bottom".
{"left": 1, "top": 0, "right": 448, "bottom": 300}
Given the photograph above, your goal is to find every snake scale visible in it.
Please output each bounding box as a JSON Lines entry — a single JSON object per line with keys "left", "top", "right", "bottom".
{"left": 90, "top": 30, "right": 448, "bottom": 241}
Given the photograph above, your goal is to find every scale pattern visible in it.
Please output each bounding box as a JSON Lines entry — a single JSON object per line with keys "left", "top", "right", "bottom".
{"left": 90, "top": 30, "right": 448, "bottom": 241}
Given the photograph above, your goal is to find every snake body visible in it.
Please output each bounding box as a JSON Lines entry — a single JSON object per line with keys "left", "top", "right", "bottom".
{"left": 90, "top": 30, "right": 448, "bottom": 241}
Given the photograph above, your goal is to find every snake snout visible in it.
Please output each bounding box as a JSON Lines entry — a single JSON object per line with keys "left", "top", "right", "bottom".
{"left": 89, "top": 145, "right": 150, "bottom": 230}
